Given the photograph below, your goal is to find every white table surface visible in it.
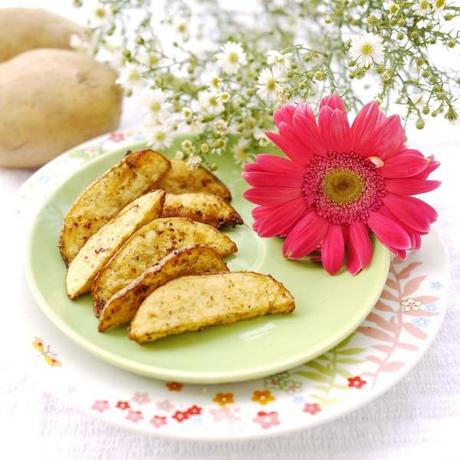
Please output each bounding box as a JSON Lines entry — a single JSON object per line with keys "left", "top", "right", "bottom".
{"left": 1, "top": 2, "right": 460, "bottom": 459}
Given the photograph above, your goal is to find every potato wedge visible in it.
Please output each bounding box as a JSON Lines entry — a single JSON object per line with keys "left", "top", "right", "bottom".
{"left": 162, "top": 193, "right": 243, "bottom": 229}
{"left": 128, "top": 272, "right": 295, "bottom": 343}
{"left": 157, "top": 160, "right": 231, "bottom": 202}
{"left": 66, "top": 190, "right": 165, "bottom": 299}
{"left": 92, "top": 217, "right": 237, "bottom": 316}
{"left": 59, "top": 150, "right": 170, "bottom": 265}
{"left": 98, "top": 246, "right": 228, "bottom": 332}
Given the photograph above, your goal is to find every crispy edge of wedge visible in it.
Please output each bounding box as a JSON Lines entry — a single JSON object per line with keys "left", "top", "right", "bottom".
{"left": 98, "top": 245, "right": 229, "bottom": 332}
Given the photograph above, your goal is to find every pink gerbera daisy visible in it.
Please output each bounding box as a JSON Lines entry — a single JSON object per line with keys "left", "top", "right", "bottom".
{"left": 243, "top": 95, "right": 440, "bottom": 275}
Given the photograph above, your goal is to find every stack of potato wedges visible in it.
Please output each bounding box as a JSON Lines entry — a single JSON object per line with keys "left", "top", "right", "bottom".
{"left": 60, "top": 149, "right": 295, "bottom": 344}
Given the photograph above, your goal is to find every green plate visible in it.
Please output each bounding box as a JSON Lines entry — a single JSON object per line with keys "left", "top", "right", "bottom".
{"left": 25, "top": 139, "right": 390, "bottom": 384}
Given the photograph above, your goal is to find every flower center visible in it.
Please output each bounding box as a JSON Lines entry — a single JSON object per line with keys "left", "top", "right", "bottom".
{"left": 150, "top": 101, "right": 161, "bottom": 112}
{"left": 323, "top": 169, "right": 364, "bottom": 204}
{"left": 360, "top": 43, "right": 374, "bottom": 56}
{"left": 228, "top": 52, "right": 239, "bottom": 64}
{"left": 266, "top": 79, "right": 276, "bottom": 91}
{"left": 303, "top": 152, "right": 385, "bottom": 224}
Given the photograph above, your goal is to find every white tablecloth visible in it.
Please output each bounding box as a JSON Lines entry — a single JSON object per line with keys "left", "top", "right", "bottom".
{"left": 1, "top": 2, "right": 459, "bottom": 458}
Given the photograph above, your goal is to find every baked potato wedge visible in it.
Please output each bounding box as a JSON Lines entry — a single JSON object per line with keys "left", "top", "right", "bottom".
{"left": 157, "top": 160, "right": 231, "bottom": 202}
{"left": 92, "top": 217, "right": 237, "bottom": 316}
{"left": 66, "top": 191, "right": 165, "bottom": 299}
{"left": 98, "top": 246, "right": 228, "bottom": 332}
{"left": 59, "top": 150, "right": 170, "bottom": 265}
{"left": 128, "top": 272, "right": 295, "bottom": 343}
{"left": 162, "top": 193, "right": 243, "bottom": 229}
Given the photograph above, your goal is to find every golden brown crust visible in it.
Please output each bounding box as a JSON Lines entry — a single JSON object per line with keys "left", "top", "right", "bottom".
{"left": 162, "top": 193, "right": 243, "bottom": 229}
{"left": 91, "top": 217, "right": 237, "bottom": 316}
{"left": 156, "top": 160, "right": 231, "bottom": 202}
{"left": 59, "top": 149, "right": 170, "bottom": 265}
{"left": 65, "top": 190, "right": 165, "bottom": 299}
{"left": 128, "top": 271, "right": 295, "bottom": 343}
{"left": 98, "top": 245, "right": 228, "bottom": 332}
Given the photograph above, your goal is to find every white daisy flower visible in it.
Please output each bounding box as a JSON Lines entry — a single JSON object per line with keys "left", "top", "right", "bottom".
{"left": 349, "top": 33, "right": 385, "bottom": 67}
{"left": 116, "top": 63, "right": 145, "bottom": 91}
{"left": 256, "top": 68, "right": 283, "bottom": 101}
{"left": 187, "top": 155, "right": 203, "bottom": 169}
{"left": 214, "top": 119, "right": 228, "bottom": 134}
{"left": 216, "top": 41, "right": 247, "bottom": 74}
{"left": 266, "top": 50, "right": 292, "bottom": 74}
{"left": 415, "top": 0, "right": 432, "bottom": 16}
{"left": 136, "top": 49, "right": 160, "bottom": 69}
{"left": 206, "top": 73, "right": 222, "bottom": 91}
{"left": 147, "top": 121, "right": 174, "bottom": 150}
{"left": 198, "top": 91, "right": 224, "bottom": 115}
{"left": 433, "top": 0, "right": 445, "bottom": 12}
{"left": 88, "top": 0, "right": 112, "bottom": 27}
{"left": 173, "top": 17, "right": 188, "bottom": 35}
{"left": 145, "top": 89, "right": 172, "bottom": 122}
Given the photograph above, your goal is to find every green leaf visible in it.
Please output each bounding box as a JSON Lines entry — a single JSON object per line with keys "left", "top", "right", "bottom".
{"left": 296, "top": 371, "right": 329, "bottom": 382}
{"left": 336, "top": 347, "right": 364, "bottom": 355}
{"left": 337, "top": 368, "right": 352, "bottom": 378}
{"left": 336, "top": 358, "right": 364, "bottom": 364}
{"left": 334, "top": 333, "right": 355, "bottom": 350}
{"left": 305, "top": 360, "right": 335, "bottom": 376}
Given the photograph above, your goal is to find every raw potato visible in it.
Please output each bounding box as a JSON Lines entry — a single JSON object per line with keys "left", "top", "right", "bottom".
{"left": 157, "top": 160, "right": 232, "bottom": 202}
{"left": 162, "top": 193, "right": 243, "bottom": 229}
{"left": 92, "top": 217, "right": 237, "bottom": 316}
{"left": 59, "top": 150, "right": 170, "bottom": 265}
{"left": 129, "top": 272, "right": 295, "bottom": 343}
{"left": 98, "top": 246, "right": 228, "bottom": 332}
{"left": 66, "top": 191, "right": 165, "bottom": 299}
{"left": 0, "top": 49, "right": 122, "bottom": 168}
{"left": 0, "top": 8, "right": 81, "bottom": 62}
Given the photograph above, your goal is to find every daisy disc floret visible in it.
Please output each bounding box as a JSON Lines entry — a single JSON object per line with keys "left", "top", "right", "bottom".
{"left": 243, "top": 95, "right": 440, "bottom": 275}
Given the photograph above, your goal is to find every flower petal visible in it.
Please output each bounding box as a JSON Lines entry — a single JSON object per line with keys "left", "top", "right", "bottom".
{"left": 273, "top": 104, "right": 296, "bottom": 127}
{"left": 371, "top": 115, "right": 405, "bottom": 160}
{"left": 383, "top": 194, "right": 436, "bottom": 232}
{"left": 351, "top": 102, "right": 385, "bottom": 156}
{"left": 292, "top": 112, "right": 326, "bottom": 156}
{"left": 384, "top": 178, "right": 441, "bottom": 195}
{"left": 252, "top": 197, "right": 308, "bottom": 237}
{"left": 367, "top": 210, "right": 411, "bottom": 250}
{"left": 329, "top": 109, "right": 352, "bottom": 151}
{"left": 243, "top": 170, "right": 304, "bottom": 188}
{"left": 244, "top": 186, "right": 302, "bottom": 206}
{"left": 243, "top": 154, "right": 303, "bottom": 175}
{"left": 347, "top": 222, "right": 373, "bottom": 275}
{"left": 295, "top": 102, "right": 317, "bottom": 124}
{"left": 320, "top": 95, "right": 346, "bottom": 112}
{"left": 265, "top": 130, "right": 309, "bottom": 166}
{"left": 379, "top": 154, "right": 429, "bottom": 178}
{"left": 411, "top": 157, "right": 440, "bottom": 180}
{"left": 283, "top": 212, "right": 328, "bottom": 258}
{"left": 322, "top": 224, "right": 345, "bottom": 274}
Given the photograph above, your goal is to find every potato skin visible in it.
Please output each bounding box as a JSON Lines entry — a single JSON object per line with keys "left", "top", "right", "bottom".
{"left": 157, "top": 160, "right": 232, "bottom": 202}
{"left": 92, "top": 217, "right": 238, "bottom": 316}
{"left": 162, "top": 193, "right": 243, "bottom": 229}
{"left": 59, "top": 150, "right": 170, "bottom": 265}
{"left": 128, "top": 272, "right": 295, "bottom": 343}
{"left": 66, "top": 190, "right": 165, "bottom": 299}
{"left": 0, "top": 49, "right": 122, "bottom": 168}
{"left": 98, "top": 246, "right": 229, "bottom": 332}
{"left": 0, "top": 8, "right": 81, "bottom": 62}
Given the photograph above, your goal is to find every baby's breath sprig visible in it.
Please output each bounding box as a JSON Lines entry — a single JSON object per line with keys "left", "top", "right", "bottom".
{"left": 72, "top": 0, "right": 460, "bottom": 167}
